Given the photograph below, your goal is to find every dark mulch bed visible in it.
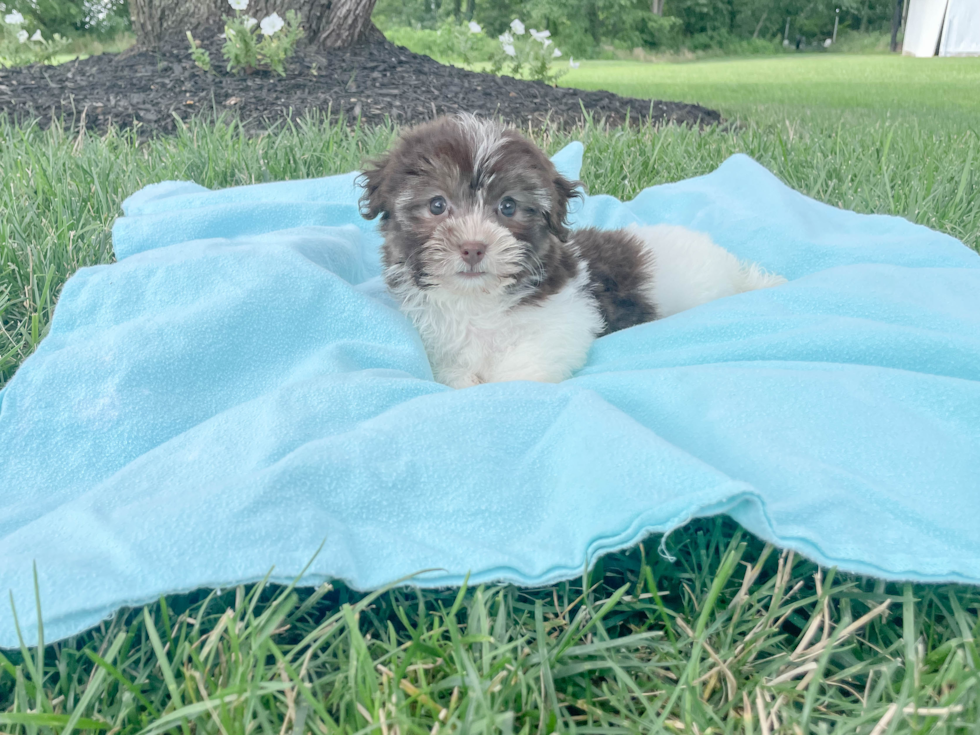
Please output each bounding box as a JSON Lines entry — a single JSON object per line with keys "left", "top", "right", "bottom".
{"left": 0, "top": 36, "right": 721, "bottom": 135}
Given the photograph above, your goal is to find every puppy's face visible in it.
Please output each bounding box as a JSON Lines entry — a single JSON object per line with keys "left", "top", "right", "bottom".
{"left": 359, "top": 116, "right": 579, "bottom": 297}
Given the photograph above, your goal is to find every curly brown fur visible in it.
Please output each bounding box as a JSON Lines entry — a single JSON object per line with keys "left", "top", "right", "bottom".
{"left": 359, "top": 115, "right": 582, "bottom": 299}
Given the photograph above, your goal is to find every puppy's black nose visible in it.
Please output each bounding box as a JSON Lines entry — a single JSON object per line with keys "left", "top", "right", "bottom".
{"left": 460, "top": 241, "right": 486, "bottom": 266}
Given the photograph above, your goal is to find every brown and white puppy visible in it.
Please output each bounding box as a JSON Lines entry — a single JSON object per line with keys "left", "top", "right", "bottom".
{"left": 360, "top": 115, "right": 783, "bottom": 388}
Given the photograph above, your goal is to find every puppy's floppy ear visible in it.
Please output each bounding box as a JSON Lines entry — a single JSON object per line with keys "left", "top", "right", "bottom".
{"left": 544, "top": 173, "right": 583, "bottom": 242}
{"left": 358, "top": 152, "right": 392, "bottom": 221}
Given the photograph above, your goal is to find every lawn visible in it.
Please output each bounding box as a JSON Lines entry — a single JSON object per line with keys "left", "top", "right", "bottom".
{"left": 1, "top": 54, "right": 979, "bottom": 733}
{"left": 563, "top": 54, "right": 980, "bottom": 130}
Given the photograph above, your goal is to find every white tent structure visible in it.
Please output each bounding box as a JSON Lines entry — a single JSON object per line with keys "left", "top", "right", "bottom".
{"left": 903, "top": 0, "right": 980, "bottom": 57}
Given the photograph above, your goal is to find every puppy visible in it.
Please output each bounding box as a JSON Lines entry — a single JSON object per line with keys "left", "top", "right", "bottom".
{"left": 359, "top": 115, "right": 784, "bottom": 389}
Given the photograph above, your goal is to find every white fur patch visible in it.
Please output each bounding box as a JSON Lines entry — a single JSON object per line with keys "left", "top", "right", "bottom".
{"left": 628, "top": 224, "right": 786, "bottom": 318}
{"left": 394, "top": 268, "right": 603, "bottom": 388}
{"left": 454, "top": 114, "right": 508, "bottom": 174}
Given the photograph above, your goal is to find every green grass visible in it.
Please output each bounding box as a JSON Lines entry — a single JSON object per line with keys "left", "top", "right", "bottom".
{"left": 1, "top": 33, "right": 135, "bottom": 69}
{"left": 563, "top": 55, "right": 980, "bottom": 131}
{"left": 2, "top": 55, "right": 980, "bottom": 733}
{"left": 2, "top": 520, "right": 978, "bottom": 734}
{"left": 45, "top": 33, "right": 137, "bottom": 66}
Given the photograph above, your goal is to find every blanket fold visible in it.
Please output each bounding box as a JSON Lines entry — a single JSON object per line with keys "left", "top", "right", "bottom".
{"left": 2, "top": 143, "right": 978, "bottom": 648}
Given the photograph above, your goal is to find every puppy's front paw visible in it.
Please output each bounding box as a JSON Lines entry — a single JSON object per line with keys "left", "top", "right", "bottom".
{"left": 444, "top": 372, "right": 485, "bottom": 389}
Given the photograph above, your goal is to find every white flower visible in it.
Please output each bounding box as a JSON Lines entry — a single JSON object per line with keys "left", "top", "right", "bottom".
{"left": 823, "top": 37, "right": 832, "bottom": 47}
{"left": 4, "top": 10, "right": 25, "bottom": 24}
{"left": 16, "top": 28, "right": 27, "bottom": 42}
{"left": 552, "top": 48, "right": 561, "bottom": 57}
{"left": 468, "top": 21, "right": 481, "bottom": 34}
{"left": 510, "top": 18, "right": 525, "bottom": 35}
{"left": 243, "top": 16, "right": 257, "bottom": 29}
{"left": 30, "top": 29, "right": 42, "bottom": 41}
{"left": 530, "top": 28, "right": 550, "bottom": 43}
{"left": 226, "top": 27, "right": 235, "bottom": 36}
{"left": 502, "top": 43, "right": 516, "bottom": 57}
{"left": 228, "top": 0, "right": 248, "bottom": 10}
{"left": 260, "top": 12, "right": 284, "bottom": 35}
{"left": 498, "top": 31, "right": 513, "bottom": 44}
{"left": 569, "top": 56, "right": 580, "bottom": 69}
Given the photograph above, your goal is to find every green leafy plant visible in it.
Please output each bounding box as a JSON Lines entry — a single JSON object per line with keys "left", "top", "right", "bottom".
{"left": 186, "top": 30, "right": 211, "bottom": 72}
{"left": 435, "top": 18, "right": 495, "bottom": 65}
{"left": 192, "top": 0, "right": 303, "bottom": 77}
{"left": 384, "top": 19, "right": 498, "bottom": 67}
{"left": 1, "top": 10, "right": 69, "bottom": 67}
{"left": 0, "top": 0, "right": 129, "bottom": 40}
{"left": 221, "top": 6, "right": 261, "bottom": 74}
{"left": 640, "top": 12, "right": 683, "bottom": 49}
{"left": 375, "top": 0, "right": 904, "bottom": 61}
{"left": 254, "top": 10, "right": 303, "bottom": 76}
{"left": 490, "top": 18, "right": 568, "bottom": 85}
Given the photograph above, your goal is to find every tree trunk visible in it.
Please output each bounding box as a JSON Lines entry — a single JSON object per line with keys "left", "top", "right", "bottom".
{"left": 317, "top": 0, "right": 378, "bottom": 47}
{"left": 466, "top": 0, "right": 475, "bottom": 21}
{"left": 129, "top": 0, "right": 378, "bottom": 49}
{"left": 753, "top": 9, "right": 768, "bottom": 39}
{"left": 890, "top": 0, "right": 903, "bottom": 52}
{"left": 586, "top": 0, "right": 601, "bottom": 45}
{"left": 650, "top": 0, "right": 664, "bottom": 16}
{"left": 128, "top": 0, "right": 222, "bottom": 49}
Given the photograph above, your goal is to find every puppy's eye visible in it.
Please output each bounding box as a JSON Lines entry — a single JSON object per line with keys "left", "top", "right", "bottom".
{"left": 499, "top": 197, "right": 517, "bottom": 218}
{"left": 429, "top": 196, "right": 447, "bottom": 216}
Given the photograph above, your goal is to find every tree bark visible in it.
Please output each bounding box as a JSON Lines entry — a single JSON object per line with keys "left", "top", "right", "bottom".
{"left": 128, "top": 0, "right": 224, "bottom": 49}
{"left": 466, "top": 0, "right": 476, "bottom": 21}
{"left": 890, "top": 0, "right": 903, "bottom": 52}
{"left": 317, "top": 0, "right": 378, "bottom": 47}
{"left": 129, "top": 0, "right": 378, "bottom": 49}
{"left": 650, "top": 0, "right": 664, "bottom": 16}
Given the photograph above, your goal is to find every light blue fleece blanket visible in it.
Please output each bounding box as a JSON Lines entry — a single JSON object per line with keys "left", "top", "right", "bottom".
{"left": 2, "top": 143, "right": 979, "bottom": 648}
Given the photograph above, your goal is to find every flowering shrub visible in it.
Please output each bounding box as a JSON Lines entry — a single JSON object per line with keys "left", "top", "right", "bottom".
{"left": 253, "top": 11, "right": 301, "bottom": 75}
{"left": 1, "top": 9, "right": 68, "bottom": 67}
{"left": 384, "top": 16, "right": 572, "bottom": 84}
{"left": 491, "top": 18, "right": 568, "bottom": 86}
{"left": 434, "top": 19, "right": 494, "bottom": 65}
{"left": 384, "top": 18, "right": 497, "bottom": 67}
{"left": 188, "top": 0, "right": 303, "bottom": 76}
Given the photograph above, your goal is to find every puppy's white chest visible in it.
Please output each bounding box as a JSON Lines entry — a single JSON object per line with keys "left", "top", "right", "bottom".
{"left": 403, "top": 271, "right": 604, "bottom": 389}
{"left": 417, "top": 299, "right": 522, "bottom": 387}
